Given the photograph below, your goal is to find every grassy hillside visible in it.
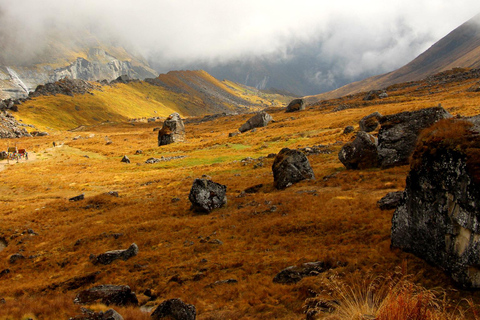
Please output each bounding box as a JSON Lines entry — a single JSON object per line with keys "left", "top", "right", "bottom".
{"left": 15, "top": 72, "right": 292, "bottom": 131}
{"left": 1, "top": 69, "right": 480, "bottom": 319}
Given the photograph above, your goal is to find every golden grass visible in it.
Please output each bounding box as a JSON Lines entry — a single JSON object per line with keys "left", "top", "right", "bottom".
{"left": 1, "top": 71, "right": 480, "bottom": 319}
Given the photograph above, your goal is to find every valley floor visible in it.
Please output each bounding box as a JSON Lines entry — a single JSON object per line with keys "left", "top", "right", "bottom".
{"left": 1, "top": 73, "right": 480, "bottom": 319}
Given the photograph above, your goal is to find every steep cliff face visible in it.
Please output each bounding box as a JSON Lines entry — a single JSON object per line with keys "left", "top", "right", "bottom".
{"left": 0, "top": 48, "right": 157, "bottom": 100}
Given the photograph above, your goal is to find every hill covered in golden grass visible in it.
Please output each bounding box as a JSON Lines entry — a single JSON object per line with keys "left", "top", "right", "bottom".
{"left": 14, "top": 70, "right": 292, "bottom": 131}
{"left": 1, "top": 68, "right": 480, "bottom": 319}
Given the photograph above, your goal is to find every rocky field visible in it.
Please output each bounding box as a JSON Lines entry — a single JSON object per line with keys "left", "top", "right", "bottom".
{"left": 1, "top": 69, "right": 480, "bottom": 319}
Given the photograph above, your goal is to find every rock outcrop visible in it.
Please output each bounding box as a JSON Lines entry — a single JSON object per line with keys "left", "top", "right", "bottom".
{"left": 391, "top": 119, "right": 480, "bottom": 288}
{"left": 188, "top": 179, "right": 227, "bottom": 213}
{"left": 74, "top": 285, "right": 138, "bottom": 306}
{"left": 338, "top": 131, "right": 378, "bottom": 169}
{"left": 378, "top": 106, "right": 451, "bottom": 168}
{"left": 272, "top": 148, "right": 315, "bottom": 189}
{"left": 90, "top": 243, "right": 138, "bottom": 265}
{"left": 285, "top": 98, "right": 305, "bottom": 112}
{"left": 239, "top": 112, "right": 273, "bottom": 133}
{"left": 29, "top": 78, "right": 99, "bottom": 98}
{"left": 0, "top": 111, "right": 32, "bottom": 138}
{"left": 158, "top": 113, "right": 186, "bottom": 146}
{"left": 151, "top": 298, "right": 196, "bottom": 320}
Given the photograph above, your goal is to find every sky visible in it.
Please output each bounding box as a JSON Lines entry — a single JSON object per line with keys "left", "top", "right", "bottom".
{"left": 1, "top": 0, "right": 480, "bottom": 87}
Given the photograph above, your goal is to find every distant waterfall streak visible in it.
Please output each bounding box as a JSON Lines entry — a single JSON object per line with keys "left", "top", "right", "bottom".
{"left": 6, "top": 67, "right": 29, "bottom": 94}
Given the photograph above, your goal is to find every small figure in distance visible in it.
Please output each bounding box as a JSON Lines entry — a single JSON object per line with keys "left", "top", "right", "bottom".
{"left": 53, "top": 141, "right": 56, "bottom": 147}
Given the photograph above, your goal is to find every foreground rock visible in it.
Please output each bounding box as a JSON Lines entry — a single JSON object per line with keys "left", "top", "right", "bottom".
{"left": 338, "top": 131, "right": 378, "bottom": 169}
{"left": 391, "top": 119, "right": 480, "bottom": 288}
{"left": 285, "top": 98, "right": 305, "bottom": 112}
{"left": 272, "top": 148, "right": 315, "bottom": 189}
{"left": 151, "top": 298, "right": 196, "bottom": 320}
{"left": 377, "top": 191, "right": 404, "bottom": 210}
{"left": 90, "top": 243, "right": 138, "bottom": 265}
{"left": 74, "top": 285, "right": 138, "bottom": 306}
{"left": 378, "top": 106, "right": 451, "bottom": 167}
{"left": 70, "top": 308, "right": 124, "bottom": 320}
{"left": 188, "top": 179, "right": 227, "bottom": 213}
{"left": 239, "top": 112, "right": 273, "bottom": 133}
{"left": 158, "top": 113, "right": 185, "bottom": 146}
{"left": 273, "top": 261, "right": 332, "bottom": 284}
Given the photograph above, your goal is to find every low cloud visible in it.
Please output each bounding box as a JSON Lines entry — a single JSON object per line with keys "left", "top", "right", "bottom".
{"left": 1, "top": 0, "right": 479, "bottom": 82}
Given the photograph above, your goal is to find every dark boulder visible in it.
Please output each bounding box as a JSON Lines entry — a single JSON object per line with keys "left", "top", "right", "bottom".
{"left": 188, "top": 179, "right": 227, "bottom": 213}
{"left": 121, "top": 155, "right": 130, "bottom": 164}
{"left": 391, "top": 119, "right": 480, "bottom": 288}
{"left": 377, "top": 191, "right": 404, "bottom": 210}
{"left": 273, "top": 261, "right": 331, "bottom": 284}
{"left": 239, "top": 112, "right": 273, "bottom": 133}
{"left": 343, "top": 126, "right": 354, "bottom": 134}
{"left": 359, "top": 112, "right": 382, "bottom": 132}
{"left": 377, "top": 106, "right": 451, "bottom": 168}
{"left": 90, "top": 243, "right": 138, "bottom": 265}
{"left": 272, "top": 148, "right": 315, "bottom": 189}
{"left": 363, "top": 90, "right": 381, "bottom": 101}
{"left": 338, "top": 131, "right": 378, "bottom": 169}
{"left": 9, "top": 253, "right": 25, "bottom": 264}
{"left": 74, "top": 285, "right": 138, "bottom": 306}
{"left": 228, "top": 131, "right": 240, "bottom": 137}
{"left": 158, "top": 113, "right": 185, "bottom": 146}
{"left": 70, "top": 308, "right": 124, "bottom": 320}
{"left": 151, "top": 298, "right": 196, "bottom": 320}
{"left": 285, "top": 98, "right": 305, "bottom": 113}
{"left": 69, "top": 194, "right": 85, "bottom": 202}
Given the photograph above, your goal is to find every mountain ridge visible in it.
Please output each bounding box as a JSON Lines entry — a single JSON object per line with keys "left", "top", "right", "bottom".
{"left": 307, "top": 13, "right": 480, "bottom": 101}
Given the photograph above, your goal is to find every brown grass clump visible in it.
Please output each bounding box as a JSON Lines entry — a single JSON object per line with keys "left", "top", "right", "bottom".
{"left": 308, "top": 269, "right": 475, "bottom": 320}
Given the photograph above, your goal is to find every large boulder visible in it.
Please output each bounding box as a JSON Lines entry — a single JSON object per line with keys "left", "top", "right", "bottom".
{"left": 90, "top": 243, "right": 138, "bottom": 265}
{"left": 70, "top": 308, "right": 124, "bottom": 320}
{"left": 338, "top": 131, "right": 378, "bottom": 169}
{"left": 359, "top": 112, "right": 382, "bottom": 132}
{"left": 188, "top": 179, "right": 227, "bottom": 213}
{"left": 391, "top": 119, "right": 480, "bottom": 288}
{"left": 285, "top": 98, "right": 305, "bottom": 113}
{"left": 74, "top": 285, "right": 138, "bottom": 306}
{"left": 239, "top": 112, "right": 273, "bottom": 133}
{"left": 377, "top": 106, "right": 451, "bottom": 168}
{"left": 158, "top": 113, "right": 185, "bottom": 146}
{"left": 151, "top": 298, "right": 196, "bottom": 320}
{"left": 272, "top": 148, "right": 315, "bottom": 189}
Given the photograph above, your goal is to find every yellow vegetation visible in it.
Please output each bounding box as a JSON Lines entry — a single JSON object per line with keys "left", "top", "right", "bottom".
{"left": 0, "top": 70, "right": 480, "bottom": 319}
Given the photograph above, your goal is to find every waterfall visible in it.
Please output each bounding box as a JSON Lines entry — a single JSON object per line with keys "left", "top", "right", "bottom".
{"left": 6, "top": 67, "right": 29, "bottom": 94}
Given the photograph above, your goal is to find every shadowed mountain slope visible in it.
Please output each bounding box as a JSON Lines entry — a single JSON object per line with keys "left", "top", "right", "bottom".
{"left": 308, "top": 13, "right": 480, "bottom": 101}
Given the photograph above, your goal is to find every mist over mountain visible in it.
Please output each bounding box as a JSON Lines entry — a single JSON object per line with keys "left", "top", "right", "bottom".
{"left": 1, "top": 0, "right": 480, "bottom": 98}
{"left": 308, "top": 12, "right": 480, "bottom": 100}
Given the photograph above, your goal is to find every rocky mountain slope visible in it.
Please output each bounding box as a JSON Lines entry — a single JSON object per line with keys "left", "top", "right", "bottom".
{"left": 309, "top": 13, "right": 480, "bottom": 101}
{"left": 0, "top": 28, "right": 157, "bottom": 100}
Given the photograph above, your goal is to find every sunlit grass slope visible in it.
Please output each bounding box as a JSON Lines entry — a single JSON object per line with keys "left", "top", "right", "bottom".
{"left": 2, "top": 69, "right": 480, "bottom": 319}
{"left": 16, "top": 71, "right": 292, "bottom": 131}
